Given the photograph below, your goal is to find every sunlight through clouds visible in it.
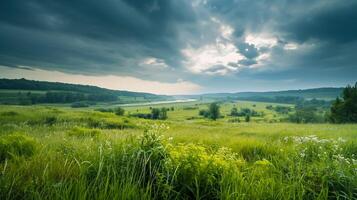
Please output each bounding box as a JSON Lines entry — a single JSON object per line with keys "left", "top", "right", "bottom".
{"left": 182, "top": 18, "right": 244, "bottom": 75}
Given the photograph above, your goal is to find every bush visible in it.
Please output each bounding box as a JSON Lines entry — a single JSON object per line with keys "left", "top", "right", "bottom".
{"left": 130, "top": 125, "right": 245, "bottom": 199}
{"left": 130, "top": 108, "right": 167, "bottom": 120}
{"left": 114, "top": 107, "right": 125, "bottom": 116}
{"left": 199, "top": 103, "right": 220, "bottom": 120}
{"left": 165, "top": 144, "right": 244, "bottom": 199}
{"left": 231, "top": 108, "right": 260, "bottom": 117}
{"left": 208, "top": 103, "right": 220, "bottom": 120}
{"left": 245, "top": 115, "right": 250, "bottom": 122}
{"left": 0, "top": 133, "right": 37, "bottom": 162}
{"left": 199, "top": 109, "right": 210, "bottom": 117}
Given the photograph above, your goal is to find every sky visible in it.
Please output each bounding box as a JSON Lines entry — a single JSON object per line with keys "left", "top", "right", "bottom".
{"left": 0, "top": 0, "right": 356, "bottom": 95}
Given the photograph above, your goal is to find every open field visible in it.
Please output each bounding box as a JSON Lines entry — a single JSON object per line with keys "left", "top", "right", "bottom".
{"left": 0, "top": 101, "right": 356, "bottom": 199}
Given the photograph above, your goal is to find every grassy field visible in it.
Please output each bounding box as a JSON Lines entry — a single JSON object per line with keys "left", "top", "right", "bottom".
{"left": 0, "top": 101, "right": 356, "bottom": 199}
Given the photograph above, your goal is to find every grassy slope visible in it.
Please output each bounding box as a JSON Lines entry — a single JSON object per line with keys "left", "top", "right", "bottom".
{"left": 0, "top": 102, "right": 356, "bottom": 199}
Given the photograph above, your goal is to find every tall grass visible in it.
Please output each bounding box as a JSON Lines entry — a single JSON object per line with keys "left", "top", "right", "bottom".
{"left": 0, "top": 105, "right": 356, "bottom": 199}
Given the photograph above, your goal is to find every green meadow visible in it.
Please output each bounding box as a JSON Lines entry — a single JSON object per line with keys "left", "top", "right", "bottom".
{"left": 0, "top": 101, "right": 356, "bottom": 199}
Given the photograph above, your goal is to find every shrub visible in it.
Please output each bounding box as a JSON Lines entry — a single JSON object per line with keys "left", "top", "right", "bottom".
{"left": 245, "top": 115, "right": 250, "bottom": 122}
{"left": 231, "top": 108, "right": 260, "bottom": 117}
{"left": 165, "top": 144, "right": 245, "bottom": 199}
{"left": 199, "top": 103, "right": 221, "bottom": 120}
{"left": 0, "top": 133, "right": 37, "bottom": 162}
{"left": 151, "top": 108, "right": 167, "bottom": 120}
{"left": 208, "top": 103, "right": 220, "bottom": 120}
{"left": 114, "top": 107, "right": 125, "bottom": 116}
{"left": 130, "top": 108, "right": 167, "bottom": 120}
{"left": 199, "top": 109, "right": 210, "bottom": 117}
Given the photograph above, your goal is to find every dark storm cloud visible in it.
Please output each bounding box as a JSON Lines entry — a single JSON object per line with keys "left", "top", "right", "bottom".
{"left": 0, "top": 0, "right": 356, "bottom": 91}
{"left": 282, "top": 1, "right": 357, "bottom": 43}
{"left": 0, "top": 0, "right": 202, "bottom": 81}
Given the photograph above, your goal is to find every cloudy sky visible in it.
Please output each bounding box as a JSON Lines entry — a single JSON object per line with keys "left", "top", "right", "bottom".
{"left": 0, "top": 0, "right": 356, "bottom": 94}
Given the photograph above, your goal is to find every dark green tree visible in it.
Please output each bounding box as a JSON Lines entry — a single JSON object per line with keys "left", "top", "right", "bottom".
{"left": 159, "top": 108, "right": 168, "bottom": 120}
{"left": 151, "top": 108, "right": 160, "bottom": 119}
{"left": 209, "top": 103, "right": 220, "bottom": 120}
{"left": 114, "top": 107, "right": 125, "bottom": 116}
{"left": 230, "top": 107, "right": 239, "bottom": 116}
{"left": 245, "top": 115, "right": 250, "bottom": 122}
{"left": 329, "top": 82, "right": 357, "bottom": 123}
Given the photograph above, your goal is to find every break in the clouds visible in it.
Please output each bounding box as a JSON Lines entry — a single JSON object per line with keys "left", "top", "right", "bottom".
{"left": 0, "top": 0, "right": 356, "bottom": 94}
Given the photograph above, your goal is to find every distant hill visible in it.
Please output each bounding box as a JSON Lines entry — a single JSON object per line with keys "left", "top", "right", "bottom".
{"left": 0, "top": 78, "right": 170, "bottom": 105}
{"left": 178, "top": 87, "right": 343, "bottom": 104}
{"left": 210, "top": 88, "right": 342, "bottom": 99}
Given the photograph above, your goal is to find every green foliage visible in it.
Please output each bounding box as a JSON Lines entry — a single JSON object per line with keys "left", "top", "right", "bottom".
{"left": 114, "top": 107, "right": 125, "bottom": 116}
{"left": 245, "top": 115, "right": 250, "bottom": 122}
{"left": 230, "top": 107, "right": 239, "bottom": 116}
{"left": 0, "top": 133, "right": 37, "bottom": 162}
{"left": 199, "top": 109, "right": 210, "bottom": 117}
{"left": 131, "top": 107, "right": 167, "bottom": 120}
{"left": 266, "top": 105, "right": 292, "bottom": 114}
{"left": 199, "top": 103, "right": 220, "bottom": 120}
{"left": 231, "top": 107, "right": 261, "bottom": 117}
{"left": 329, "top": 82, "right": 357, "bottom": 123}
{"left": 0, "top": 103, "right": 357, "bottom": 199}
{"left": 209, "top": 103, "right": 220, "bottom": 120}
{"left": 165, "top": 144, "right": 245, "bottom": 199}
{"left": 288, "top": 107, "right": 324, "bottom": 123}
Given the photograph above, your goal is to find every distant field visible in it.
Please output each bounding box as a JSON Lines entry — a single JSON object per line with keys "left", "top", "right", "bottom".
{"left": 0, "top": 101, "right": 356, "bottom": 199}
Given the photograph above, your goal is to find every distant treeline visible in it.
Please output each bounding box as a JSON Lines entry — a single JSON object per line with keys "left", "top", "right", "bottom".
{"left": 236, "top": 96, "right": 332, "bottom": 107}
{"left": 0, "top": 78, "right": 158, "bottom": 97}
{"left": 4, "top": 91, "right": 117, "bottom": 105}
{"left": 0, "top": 78, "right": 169, "bottom": 105}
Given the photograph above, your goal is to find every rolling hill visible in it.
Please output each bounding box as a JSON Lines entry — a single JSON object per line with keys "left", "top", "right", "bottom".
{"left": 0, "top": 78, "right": 171, "bottom": 105}
{"left": 177, "top": 87, "right": 343, "bottom": 104}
